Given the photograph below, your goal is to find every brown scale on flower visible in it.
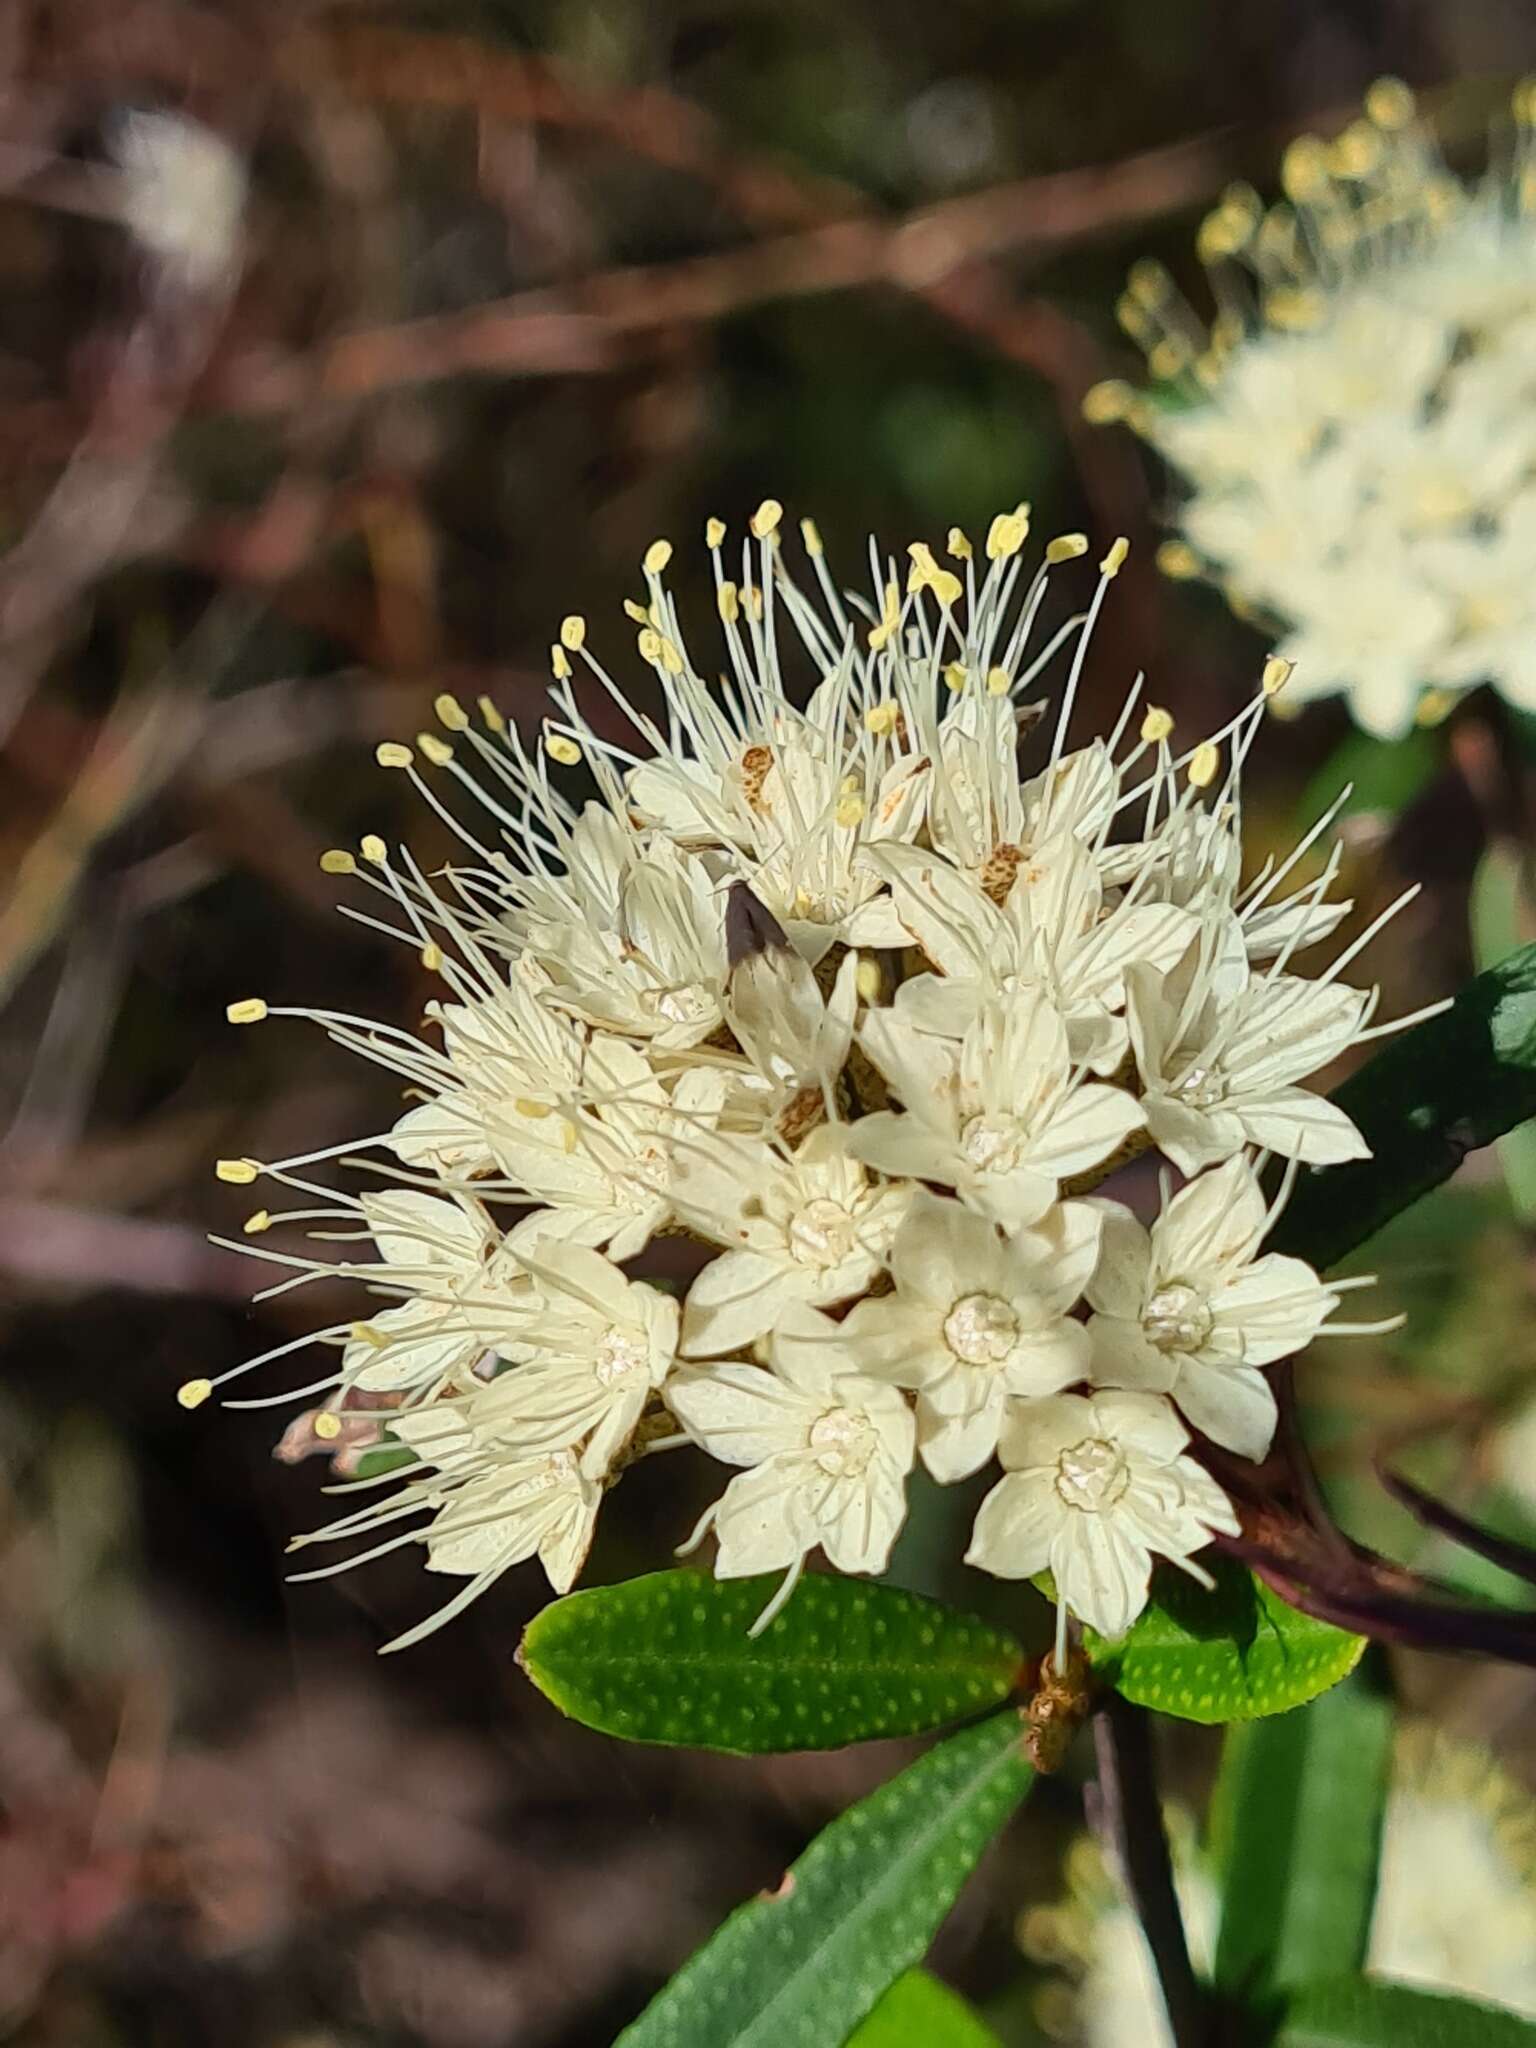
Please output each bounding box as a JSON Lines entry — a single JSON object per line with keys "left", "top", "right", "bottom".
{"left": 739, "top": 743, "right": 774, "bottom": 813}
{"left": 777, "top": 1085, "right": 827, "bottom": 1148}
{"left": 980, "top": 841, "right": 1025, "bottom": 905}
{"left": 1025, "top": 1645, "right": 1095, "bottom": 1773}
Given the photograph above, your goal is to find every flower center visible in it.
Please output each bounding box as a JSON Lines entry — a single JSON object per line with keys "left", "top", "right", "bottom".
{"left": 1143, "top": 1282, "right": 1213, "bottom": 1353}
{"left": 1175, "top": 1062, "right": 1224, "bottom": 1109}
{"left": 1053, "top": 1436, "right": 1130, "bottom": 1512}
{"left": 788, "top": 1197, "right": 858, "bottom": 1268}
{"left": 961, "top": 1114, "right": 1022, "bottom": 1172}
{"left": 942, "top": 1292, "right": 1020, "bottom": 1366}
{"left": 808, "top": 1405, "right": 876, "bottom": 1476}
{"left": 594, "top": 1326, "right": 647, "bottom": 1385}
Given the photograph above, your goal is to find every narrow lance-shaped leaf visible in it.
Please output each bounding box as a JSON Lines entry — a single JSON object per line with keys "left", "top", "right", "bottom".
{"left": 615, "top": 1711, "right": 1032, "bottom": 2048}
{"left": 1277, "top": 1976, "right": 1536, "bottom": 2047}
{"left": 1210, "top": 1663, "right": 1393, "bottom": 2004}
{"left": 1270, "top": 940, "right": 1536, "bottom": 1271}
{"left": 520, "top": 1570, "right": 1023, "bottom": 1754}
{"left": 844, "top": 1970, "right": 1003, "bottom": 2048}
{"left": 1072, "top": 1557, "right": 1363, "bottom": 1724}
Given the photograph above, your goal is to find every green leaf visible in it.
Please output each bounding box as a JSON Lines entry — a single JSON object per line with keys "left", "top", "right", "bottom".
{"left": 1297, "top": 725, "right": 1440, "bottom": 833}
{"left": 1470, "top": 845, "right": 1536, "bottom": 1221}
{"left": 844, "top": 1970, "right": 1002, "bottom": 2047}
{"left": 519, "top": 1570, "right": 1023, "bottom": 1754}
{"left": 1270, "top": 940, "right": 1536, "bottom": 1271}
{"left": 1277, "top": 1977, "right": 1536, "bottom": 2046}
{"left": 615, "top": 1711, "right": 1032, "bottom": 2048}
{"left": 1211, "top": 1666, "right": 1393, "bottom": 2004}
{"left": 349, "top": 1444, "right": 417, "bottom": 1480}
{"left": 1080, "top": 1557, "right": 1363, "bottom": 1723}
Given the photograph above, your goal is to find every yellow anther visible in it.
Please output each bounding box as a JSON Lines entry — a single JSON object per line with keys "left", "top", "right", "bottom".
{"left": 1265, "top": 286, "right": 1326, "bottom": 332}
{"left": 545, "top": 731, "right": 582, "bottom": 766}
{"left": 717, "top": 581, "right": 740, "bottom": 624}
{"left": 177, "top": 1378, "right": 212, "bottom": 1410}
{"left": 867, "top": 580, "right": 902, "bottom": 651}
{"left": 1514, "top": 79, "right": 1536, "bottom": 127}
{"left": 226, "top": 998, "right": 267, "bottom": 1025}
{"left": 835, "top": 792, "right": 866, "bottom": 828}
{"left": 243, "top": 1209, "right": 271, "bottom": 1235}
{"left": 417, "top": 732, "right": 453, "bottom": 767}
{"left": 1100, "top": 537, "right": 1130, "bottom": 578}
{"left": 643, "top": 538, "right": 673, "bottom": 575}
{"left": 854, "top": 955, "right": 883, "bottom": 1003}
{"left": 623, "top": 598, "right": 652, "bottom": 626}
{"left": 985, "top": 507, "right": 1030, "bottom": 560}
{"left": 749, "top": 498, "right": 783, "bottom": 539}
{"left": 657, "top": 634, "right": 685, "bottom": 675}
{"left": 1081, "top": 379, "right": 1133, "bottom": 426}
{"left": 1188, "top": 741, "right": 1220, "bottom": 789}
{"left": 434, "top": 692, "right": 469, "bottom": 732}
{"left": 560, "top": 1118, "right": 578, "bottom": 1154}
{"left": 1330, "top": 120, "right": 1381, "bottom": 178}
{"left": 986, "top": 666, "right": 1011, "bottom": 697}
{"left": 351, "top": 1321, "right": 388, "bottom": 1349}
{"left": 799, "top": 516, "right": 823, "bottom": 556}
{"left": 1157, "top": 539, "right": 1201, "bottom": 580}
{"left": 1365, "top": 76, "right": 1415, "bottom": 129}
{"left": 1141, "top": 707, "right": 1174, "bottom": 744}
{"left": 375, "top": 741, "right": 413, "bottom": 770}
{"left": 946, "top": 526, "right": 972, "bottom": 560}
{"left": 361, "top": 834, "right": 388, "bottom": 865}
{"left": 705, "top": 517, "right": 726, "bottom": 549}
{"left": 559, "top": 614, "right": 586, "bottom": 651}
{"left": 477, "top": 695, "right": 505, "bottom": 733}
{"left": 1126, "top": 258, "right": 1167, "bottom": 306}
{"left": 1046, "top": 533, "right": 1089, "bottom": 564}
{"left": 1262, "top": 654, "right": 1294, "bottom": 697}
{"left": 420, "top": 942, "right": 443, "bottom": 972}
{"left": 514, "top": 1095, "right": 553, "bottom": 1119}
{"left": 1280, "top": 135, "right": 1330, "bottom": 201}
{"left": 744, "top": 584, "right": 764, "bottom": 621}
{"left": 551, "top": 644, "right": 572, "bottom": 680}
{"left": 1416, "top": 686, "right": 1456, "bottom": 728}
{"left": 216, "top": 1158, "right": 259, "bottom": 1185}
{"left": 637, "top": 627, "right": 663, "bottom": 665}
{"left": 319, "top": 848, "right": 356, "bottom": 875}
{"left": 313, "top": 1411, "right": 342, "bottom": 1441}
{"left": 864, "top": 701, "right": 900, "bottom": 735}
{"left": 1148, "top": 338, "right": 1192, "bottom": 381}
{"left": 943, "top": 661, "right": 968, "bottom": 693}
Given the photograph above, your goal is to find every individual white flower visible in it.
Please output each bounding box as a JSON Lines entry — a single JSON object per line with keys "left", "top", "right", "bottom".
{"left": 851, "top": 979, "right": 1143, "bottom": 1229}
{"left": 492, "top": 1035, "right": 728, "bottom": 1260}
{"left": 966, "top": 1388, "right": 1239, "bottom": 1642}
{"left": 676, "top": 1125, "right": 910, "bottom": 1357}
{"left": 1125, "top": 934, "right": 1370, "bottom": 1175}
{"left": 1083, "top": 1158, "right": 1338, "bottom": 1458}
{"left": 867, "top": 830, "right": 1196, "bottom": 1072}
{"left": 838, "top": 1191, "right": 1099, "bottom": 1481}
{"left": 466, "top": 1241, "right": 679, "bottom": 1475}
{"left": 668, "top": 1303, "right": 915, "bottom": 1628}
{"left": 340, "top": 1190, "right": 529, "bottom": 1400}
{"left": 286, "top": 1403, "right": 599, "bottom": 1651}
{"left": 713, "top": 886, "right": 859, "bottom": 1140}
{"left": 1091, "top": 78, "right": 1536, "bottom": 733}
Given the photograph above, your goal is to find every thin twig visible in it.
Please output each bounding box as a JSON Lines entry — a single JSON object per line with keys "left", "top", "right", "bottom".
{"left": 1091, "top": 1693, "right": 1206, "bottom": 2048}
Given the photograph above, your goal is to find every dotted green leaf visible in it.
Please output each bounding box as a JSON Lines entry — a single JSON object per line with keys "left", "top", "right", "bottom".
{"left": 1081, "top": 1557, "right": 1364, "bottom": 1724}
{"left": 1270, "top": 940, "right": 1536, "bottom": 1272}
{"left": 844, "top": 1970, "right": 1002, "bottom": 2047}
{"left": 1277, "top": 1976, "right": 1536, "bottom": 2047}
{"left": 614, "top": 1712, "right": 1032, "bottom": 2048}
{"left": 1211, "top": 1666, "right": 1393, "bottom": 2006}
{"left": 519, "top": 1570, "right": 1023, "bottom": 1754}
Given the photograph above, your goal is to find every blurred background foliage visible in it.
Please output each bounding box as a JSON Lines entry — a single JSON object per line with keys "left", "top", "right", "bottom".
{"left": 2, "top": 1, "right": 1536, "bottom": 2042}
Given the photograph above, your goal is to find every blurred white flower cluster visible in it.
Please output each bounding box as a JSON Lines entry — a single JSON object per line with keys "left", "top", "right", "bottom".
{"left": 200, "top": 504, "right": 1411, "bottom": 1653}
{"left": 1025, "top": 1725, "right": 1536, "bottom": 2042}
{"left": 1088, "top": 79, "right": 1536, "bottom": 738}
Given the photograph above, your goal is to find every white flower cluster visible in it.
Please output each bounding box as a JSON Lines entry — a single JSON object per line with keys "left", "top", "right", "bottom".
{"left": 1088, "top": 78, "right": 1536, "bottom": 738}
{"left": 198, "top": 504, "right": 1414, "bottom": 1655}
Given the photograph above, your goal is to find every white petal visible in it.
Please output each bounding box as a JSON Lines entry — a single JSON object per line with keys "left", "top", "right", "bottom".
{"left": 1236, "top": 1088, "right": 1370, "bottom": 1165}
{"left": 1086, "top": 1315, "right": 1174, "bottom": 1394}
{"left": 1053, "top": 1515, "right": 1152, "bottom": 1640}
{"left": 1084, "top": 1200, "right": 1152, "bottom": 1316}
{"left": 1172, "top": 1356, "right": 1278, "bottom": 1461}
{"left": 679, "top": 1249, "right": 794, "bottom": 1357}
{"left": 965, "top": 1470, "right": 1060, "bottom": 1579}
{"left": 666, "top": 1362, "right": 816, "bottom": 1466}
